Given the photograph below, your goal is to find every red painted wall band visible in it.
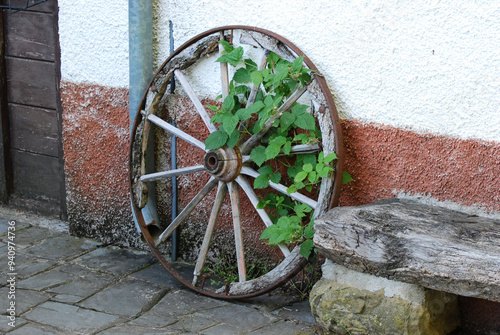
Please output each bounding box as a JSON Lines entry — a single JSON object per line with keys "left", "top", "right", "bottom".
{"left": 339, "top": 120, "right": 500, "bottom": 213}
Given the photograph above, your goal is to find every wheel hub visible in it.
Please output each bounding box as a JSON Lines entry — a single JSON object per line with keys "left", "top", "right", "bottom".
{"left": 204, "top": 147, "right": 242, "bottom": 182}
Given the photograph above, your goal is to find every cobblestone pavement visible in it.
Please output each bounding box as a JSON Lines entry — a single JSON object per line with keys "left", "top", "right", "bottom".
{"left": 0, "top": 206, "right": 321, "bottom": 334}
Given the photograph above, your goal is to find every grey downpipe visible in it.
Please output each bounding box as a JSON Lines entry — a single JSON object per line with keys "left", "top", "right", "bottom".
{"left": 129, "top": 0, "right": 158, "bottom": 234}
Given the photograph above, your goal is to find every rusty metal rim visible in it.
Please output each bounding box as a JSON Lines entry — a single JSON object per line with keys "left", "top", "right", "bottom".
{"left": 128, "top": 25, "right": 344, "bottom": 300}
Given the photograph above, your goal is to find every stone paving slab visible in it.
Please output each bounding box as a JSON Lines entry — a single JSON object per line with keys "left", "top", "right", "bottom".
{"left": 0, "top": 206, "right": 320, "bottom": 334}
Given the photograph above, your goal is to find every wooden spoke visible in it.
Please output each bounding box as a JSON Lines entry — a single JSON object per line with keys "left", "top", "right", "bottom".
{"left": 145, "top": 112, "right": 206, "bottom": 151}
{"left": 240, "top": 166, "right": 317, "bottom": 210}
{"left": 228, "top": 181, "right": 246, "bottom": 282}
{"left": 193, "top": 182, "right": 228, "bottom": 286}
{"left": 245, "top": 50, "right": 269, "bottom": 108}
{"left": 156, "top": 178, "right": 218, "bottom": 247}
{"left": 289, "top": 143, "right": 320, "bottom": 154}
{"left": 140, "top": 165, "right": 205, "bottom": 182}
{"left": 239, "top": 85, "right": 308, "bottom": 155}
{"left": 174, "top": 69, "right": 217, "bottom": 133}
{"left": 219, "top": 31, "right": 230, "bottom": 98}
{"left": 235, "top": 176, "right": 290, "bottom": 257}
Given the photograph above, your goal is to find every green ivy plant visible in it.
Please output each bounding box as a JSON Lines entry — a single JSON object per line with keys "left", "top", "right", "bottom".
{"left": 205, "top": 40, "right": 352, "bottom": 260}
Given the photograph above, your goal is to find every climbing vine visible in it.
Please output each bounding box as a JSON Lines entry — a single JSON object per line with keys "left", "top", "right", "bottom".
{"left": 205, "top": 40, "right": 351, "bottom": 259}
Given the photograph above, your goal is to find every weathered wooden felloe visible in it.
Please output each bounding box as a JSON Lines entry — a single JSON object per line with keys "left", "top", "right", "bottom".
{"left": 314, "top": 199, "right": 500, "bottom": 302}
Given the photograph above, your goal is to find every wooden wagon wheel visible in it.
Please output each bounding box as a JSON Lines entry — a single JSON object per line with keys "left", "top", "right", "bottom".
{"left": 129, "top": 26, "right": 344, "bottom": 299}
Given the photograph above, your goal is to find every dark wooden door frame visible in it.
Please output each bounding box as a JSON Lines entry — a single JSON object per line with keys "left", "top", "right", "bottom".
{"left": 0, "top": 12, "right": 12, "bottom": 203}
{"left": 0, "top": 3, "right": 67, "bottom": 219}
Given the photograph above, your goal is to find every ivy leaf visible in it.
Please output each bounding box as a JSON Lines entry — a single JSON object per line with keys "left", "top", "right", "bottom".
{"left": 294, "top": 112, "right": 316, "bottom": 130}
{"left": 261, "top": 216, "right": 303, "bottom": 245}
{"left": 316, "top": 163, "right": 324, "bottom": 175}
{"left": 318, "top": 165, "right": 333, "bottom": 178}
{"left": 207, "top": 105, "right": 219, "bottom": 112}
{"left": 294, "top": 171, "right": 308, "bottom": 183}
{"left": 273, "top": 63, "right": 289, "bottom": 87}
{"left": 273, "top": 94, "right": 283, "bottom": 106}
{"left": 287, "top": 165, "right": 300, "bottom": 180}
{"left": 222, "top": 114, "right": 239, "bottom": 135}
{"left": 268, "top": 51, "right": 280, "bottom": 63}
{"left": 292, "top": 55, "right": 304, "bottom": 73}
{"left": 216, "top": 46, "right": 244, "bottom": 66}
{"left": 219, "top": 40, "right": 233, "bottom": 52}
{"left": 304, "top": 220, "right": 315, "bottom": 239}
{"left": 287, "top": 184, "right": 297, "bottom": 194}
{"left": 291, "top": 104, "right": 309, "bottom": 116}
{"left": 227, "top": 129, "right": 240, "bottom": 148}
{"left": 221, "top": 94, "right": 235, "bottom": 113}
{"left": 299, "top": 72, "right": 311, "bottom": 85}
{"left": 250, "top": 146, "right": 267, "bottom": 166}
{"left": 293, "top": 133, "right": 309, "bottom": 144}
{"left": 260, "top": 217, "right": 289, "bottom": 245}
{"left": 303, "top": 163, "right": 313, "bottom": 172}
{"left": 234, "top": 85, "right": 248, "bottom": 95}
{"left": 343, "top": 171, "right": 354, "bottom": 184}
{"left": 324, "top": 152, "right": 338, "bottom": 163}
{"left": 254, "top": 174, "right": 270, "bottom": 189}
{"left": 307, "top": 170, "right": 318, "bottom": 184}
{"left": 245, "top": 100, "right": 265, "bottom": 116}
{"left": 264, "top": 94, "right": 274, "bottom": 107}
{"left": 258, "top": 165, "right": 273, "bottom": 175}
{"left": 294, "top": 203, "right": 312, "bottom": 218}
{"left": 265, "top": 136, "right": 287, "bottom": 160}
{"left": 269, "top": 171, "right": 281, "bottom": 184}
{"left": 303, "top": 154, "right": 317, "bottom": 165}
{"left": 257, "top": 199, "right": 269, "bottom": 209}
{"left": 279, "top": 112, "right": 295, "bottom": 132}
{"left": 211, "top": 112, "right": 229, "bottom": 123}
{"left": 233, "top": 68, "right": 251, "bottom": 83}
{"left": 235, "top": 108, "right": 252, "bottom": 121}
{"left": 251, "top": 71, "right": 263, "bottom": 86}
{"left": 300, "top": 239, "right": 314, "bottom": 259}
{"left": 245, "top": 58, "right": 258, "bottom": 72}
{"left": 205, "top": 130, "right": 228, "bottom": 150}
{"left": 282, "top": 141, "right": 292, "bottom": 155}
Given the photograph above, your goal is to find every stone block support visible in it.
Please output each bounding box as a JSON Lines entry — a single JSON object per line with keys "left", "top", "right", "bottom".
{"left": 310, "top": 261, "right": 460, "bottom": 335}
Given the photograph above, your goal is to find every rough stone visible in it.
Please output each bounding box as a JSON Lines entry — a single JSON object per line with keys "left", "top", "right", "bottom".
{"left": 21, "top": 233, "right": 100, "bottom": 261}
{"left": 22, "top": 301, "right": 119, "bottom": 333}
{"left": 74, "top": 246, "right": 154, "bottom": 277}
{"left": 0, "top": 288, "right": 51, "bottom": 315}
{"left": 77, "top": 277, "right": 167, "bottom": 317}
{"left": 310, "top": 278, "right": 460, "bottom": 335}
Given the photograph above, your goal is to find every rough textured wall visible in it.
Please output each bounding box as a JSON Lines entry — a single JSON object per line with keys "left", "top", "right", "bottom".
{"left": 61, "top": 81, "right": 140, "bottom": 247}
{"left": 58, "top": 1, "right": 134, "bottom": 245}
{"left": 339, "top": 120, "right": 500, "bottom": 213}
{"left": 155, "top": 1, "right": 500, "bottom": 142}
{"left": 58, "top": 0, "right": 129, "bottom": 88}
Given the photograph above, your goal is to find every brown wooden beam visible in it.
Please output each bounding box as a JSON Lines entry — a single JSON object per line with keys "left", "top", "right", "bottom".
{"left": 314, "top": 199, "right": 500, "bottom": 302}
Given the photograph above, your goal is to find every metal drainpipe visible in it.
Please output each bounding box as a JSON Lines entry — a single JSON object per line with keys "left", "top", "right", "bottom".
{"left": 129, "top": 0, "right": 158, "bottom": 234}
{"left": 129, "top": 0, "right": 153, "bottom": 124}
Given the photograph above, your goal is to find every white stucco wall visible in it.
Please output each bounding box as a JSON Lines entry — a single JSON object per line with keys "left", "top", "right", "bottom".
{"left": 58, "top": 0, "right": 129, "bottom": 88}
{"left": 154, "top": 0, "right": 500, "bottom": 142}
{"left": 58, "top": 0, "right": 499, "bottom": 142}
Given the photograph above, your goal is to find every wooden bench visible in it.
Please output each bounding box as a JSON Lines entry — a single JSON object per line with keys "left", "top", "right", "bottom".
{"left": 314, "top": 198, "right": 500, "bottom": 302}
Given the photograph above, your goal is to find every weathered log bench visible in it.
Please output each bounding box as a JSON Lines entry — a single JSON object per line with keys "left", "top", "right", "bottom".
{"left": 310, "top": 198, "right": 500, "bottom": 334}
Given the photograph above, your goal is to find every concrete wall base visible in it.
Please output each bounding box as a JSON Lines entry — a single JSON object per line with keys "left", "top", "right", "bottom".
{"left": 310, "top": 260, "right": 460, "bottom": 335}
